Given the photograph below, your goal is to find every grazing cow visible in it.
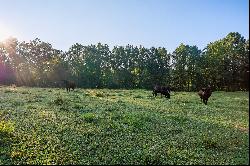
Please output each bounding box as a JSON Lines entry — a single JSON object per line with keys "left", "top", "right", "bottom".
{"left": 198, "top": 85, "right": 212, "bottom": 105}
{"left": 62, "top": 80, "right": 76, "bottom": 92}
{"left": 152, "top": 85, "right": 171, "bottom": 99}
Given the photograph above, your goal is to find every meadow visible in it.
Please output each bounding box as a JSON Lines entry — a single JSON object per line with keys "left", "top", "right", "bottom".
{"left": 0, "top": 85, "right": 249, "bottom": 165}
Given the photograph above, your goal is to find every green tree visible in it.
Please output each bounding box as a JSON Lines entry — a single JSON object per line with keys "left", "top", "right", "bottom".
{"left": 17, "top": 38, "right": 58, "bottom": 86}
{"left": 172, "top": 44, "right": 189, "bottom": 91}
{"left": 203, "top": 32, "right": 248, "bottom": 91}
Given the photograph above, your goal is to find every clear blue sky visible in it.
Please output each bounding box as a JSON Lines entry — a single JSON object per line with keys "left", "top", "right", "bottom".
{"left": 0, "top": 0, "right": 249, "bottom": 52}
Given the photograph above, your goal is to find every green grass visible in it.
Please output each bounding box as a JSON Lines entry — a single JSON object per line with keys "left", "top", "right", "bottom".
{"left": 0, "top": 86, "right": 249, "bottom": 165}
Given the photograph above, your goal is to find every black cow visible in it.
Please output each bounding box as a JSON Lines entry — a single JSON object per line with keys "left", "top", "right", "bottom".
{"left": 62, "top": 80, "right": 76, "bottom": 92}
{"left": 198, "top": 85, "right": 212, "bottom": 105}
{"left": 152, "top": 85, "right": 171, "bottom": 99}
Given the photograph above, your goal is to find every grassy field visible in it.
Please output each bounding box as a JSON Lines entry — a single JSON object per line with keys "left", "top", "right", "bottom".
{"left": 0, "top": 86, "right": 249, "bottom": 165}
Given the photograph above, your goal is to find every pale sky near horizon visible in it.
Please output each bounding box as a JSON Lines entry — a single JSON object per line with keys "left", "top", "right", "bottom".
{"left": 0, "top": 0, "right": 249, "bottom": 52}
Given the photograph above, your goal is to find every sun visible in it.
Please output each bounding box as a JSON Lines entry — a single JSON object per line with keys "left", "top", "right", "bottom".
{"left": 0, "top": 24, "right": 13, "bottom": 42}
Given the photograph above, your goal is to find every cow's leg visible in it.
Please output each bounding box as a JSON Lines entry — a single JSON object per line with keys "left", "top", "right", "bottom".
{"left": 203, "top": 99, "right": 206, "bottom": 105}
{"left": 163, "top": 93, "right": 169, "bottom": 99}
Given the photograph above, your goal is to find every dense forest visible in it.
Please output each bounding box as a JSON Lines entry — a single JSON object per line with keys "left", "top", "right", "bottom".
{"left": 0, "top": 32, "right": 249, "bottom": 91}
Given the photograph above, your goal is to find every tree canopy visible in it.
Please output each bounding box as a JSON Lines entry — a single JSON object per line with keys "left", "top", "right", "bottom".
{"left": 0, "top": 32, "right": 249, "bottom": 91}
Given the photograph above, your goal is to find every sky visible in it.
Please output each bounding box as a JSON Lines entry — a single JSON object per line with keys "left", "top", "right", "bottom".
{"left": 0, "top": 0, "right": 249, "bottom": 52}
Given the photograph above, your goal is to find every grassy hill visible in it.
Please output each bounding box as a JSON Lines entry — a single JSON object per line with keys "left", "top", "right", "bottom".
{"left": 0, "top": 86, "right": 249, "bottom": 165}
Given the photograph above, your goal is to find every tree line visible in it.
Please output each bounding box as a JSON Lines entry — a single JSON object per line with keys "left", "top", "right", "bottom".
{"left": 0, "top": 32, "right": 249, "bottom": 91}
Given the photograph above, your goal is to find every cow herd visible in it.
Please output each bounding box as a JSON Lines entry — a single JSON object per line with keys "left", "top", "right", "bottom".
{"left": 62, "top": 80, "right": 212, "bottom": 105}
{"left": 152, "top": 85, "right": 212, "bottom": 105}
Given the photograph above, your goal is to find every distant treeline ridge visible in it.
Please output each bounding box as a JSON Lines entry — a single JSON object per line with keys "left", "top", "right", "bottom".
{"left": 0, "top": 32, "right": 249, "bottom": 91}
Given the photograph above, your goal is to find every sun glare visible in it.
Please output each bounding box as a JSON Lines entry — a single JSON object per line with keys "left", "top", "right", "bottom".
{"left": 0, "top": 24, "right": 13, "bottom": 42}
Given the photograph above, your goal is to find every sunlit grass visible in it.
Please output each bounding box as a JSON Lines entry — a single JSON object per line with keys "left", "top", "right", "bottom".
{"left": 0, "top": 86, "right": 249, "bottom": 164}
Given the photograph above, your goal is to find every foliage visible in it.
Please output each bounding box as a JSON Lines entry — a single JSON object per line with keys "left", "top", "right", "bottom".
{"left": 0, "top": 32, "right": 248, "bottom": 91}
{"left": 203, "top": 32, "right": 249, "bottom": 91}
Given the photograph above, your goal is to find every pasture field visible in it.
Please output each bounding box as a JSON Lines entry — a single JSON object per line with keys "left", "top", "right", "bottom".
{"left": 0, "top": 86, "right": 249, "bottom": 165}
